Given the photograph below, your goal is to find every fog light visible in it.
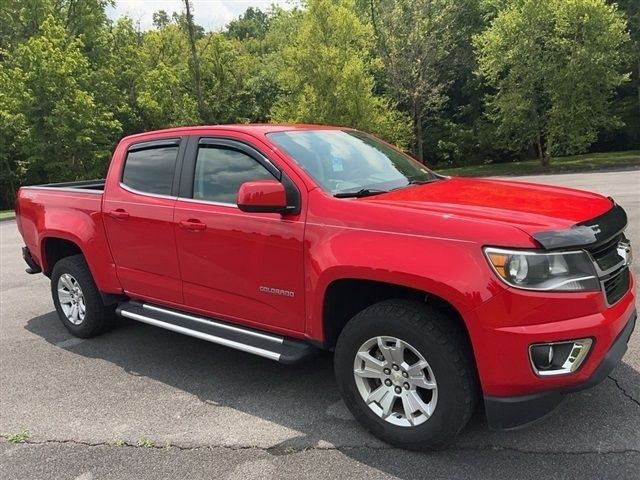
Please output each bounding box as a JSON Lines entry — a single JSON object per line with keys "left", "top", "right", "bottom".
{"left": 530, "top": 344, "right": 554, "bottom": 370}
{"left": 529, "top": 339, "right": 593, "bottom": 376}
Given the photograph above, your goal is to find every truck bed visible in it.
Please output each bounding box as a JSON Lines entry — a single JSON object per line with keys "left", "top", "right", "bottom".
{"left": 16, "top": 179, "right": 111, "bottom": 282}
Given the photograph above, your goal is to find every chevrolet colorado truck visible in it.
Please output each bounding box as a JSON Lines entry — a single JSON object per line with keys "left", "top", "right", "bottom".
{"left": 16, "top": 125, "right": 636, "bottom": 450}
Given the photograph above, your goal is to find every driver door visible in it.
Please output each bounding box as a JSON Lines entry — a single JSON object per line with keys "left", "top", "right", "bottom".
{"left": 173, "top": 136, "right": 306, "bottom": 334}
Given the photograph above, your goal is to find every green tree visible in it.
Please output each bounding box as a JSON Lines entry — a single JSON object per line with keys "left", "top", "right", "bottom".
{"left": 271, "top": 0, "right": 410, "bottom": 145}
{"left": 428, "top": 0, "right": 495, "bottom": 166}
{"left": 104, "top": 17, "right": 145, "bottom": 134}
{"left": 172, "top": 10, "right": 205, "bottom": 39}
{"left": 2, "top": 0, "right": 638, "bottom": 210}
{"left": 0, "top": 0, "right": 114, "bottom": 62}
{"left": 153, "top": 10, "right": 171, "bottom": 29}
{"left": 613, "top": 0, "right": 640, "bottom": 149}
{"left": 137, "top": 24, "right": 200, "bottom": 128}
{"left": 212, "top": 6, "right": 302, "bottom": 123}
{"left": 226, "top": 7, "right": 270, "bottom": 40}
{"left": 5, "top": 16, "right": 120, "bottom": 187}
{"left": 361, "top": 0, "right": 478, "bottom": 161}
{"left": 474, "top": 0, "right": 630, "bottom": 165}
{"left": 0, "top": 63, "right": 29, "bottom": 207}
{"left": 62, "top": 0, "right": 114, "bottom": 57}
{"left": 0, "top": 0, "right": 55, "bottom": 52}
{"left": 182, "top": 1, "right": 205, "bottom": 119}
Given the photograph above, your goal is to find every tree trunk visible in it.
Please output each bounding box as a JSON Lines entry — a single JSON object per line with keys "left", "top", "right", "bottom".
{"left": 412, "top": 97, "right": 424, "bottom": 163}
{"left": 416, "top": 116, "right": 424, "bottom": 163}
{"left": 636, "top": 57, "right": 640, "bottom": 123}
{"left": 369, "top": 0, "right": 377, "bottom": 38}
{"left": 541, "top": 153, "right": 550, "bottom": 168}
{"left": 536, "top": 132, "right": 550, "bottom": 168}
{"left": 184, "top": 0, "right": 204, "bottom": 121}
{"left": 1, "top": 157, "right": 17, "bottom": 209}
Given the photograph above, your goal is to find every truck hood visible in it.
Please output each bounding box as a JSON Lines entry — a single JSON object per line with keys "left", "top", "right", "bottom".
{"left": 364, "top": 177, "right": 614, "bottom": 235}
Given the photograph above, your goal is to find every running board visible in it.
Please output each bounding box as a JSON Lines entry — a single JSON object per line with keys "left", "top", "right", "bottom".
{"left": 115, "top": 301, "right": 318, "bottom": 364}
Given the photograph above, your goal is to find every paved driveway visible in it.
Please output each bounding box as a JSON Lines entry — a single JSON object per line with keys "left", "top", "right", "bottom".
{"left": 1, "top": 169, "right": 639, "bottom": 479}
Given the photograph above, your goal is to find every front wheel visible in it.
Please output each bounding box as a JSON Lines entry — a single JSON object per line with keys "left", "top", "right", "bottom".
{"left": 334, "top": 299, "right": 477, "bottom": 450}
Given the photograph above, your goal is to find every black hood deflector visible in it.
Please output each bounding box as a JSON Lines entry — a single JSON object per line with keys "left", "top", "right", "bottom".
{"left": 532, "top": 203, "right": 627, "bottom": 250}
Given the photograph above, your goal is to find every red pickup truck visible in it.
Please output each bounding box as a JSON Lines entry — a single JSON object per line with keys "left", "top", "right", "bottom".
{"left": 16, "top": 125, "right": 636, "bottom": 449}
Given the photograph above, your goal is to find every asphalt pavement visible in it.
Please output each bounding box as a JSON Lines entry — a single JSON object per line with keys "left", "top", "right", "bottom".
{"left": 1, "top": 169, "right": 639, "bottom": 479}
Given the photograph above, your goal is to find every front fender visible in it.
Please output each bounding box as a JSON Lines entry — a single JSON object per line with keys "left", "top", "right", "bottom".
{"left": 304, "top": 226, "right": 507, "bottom": 340}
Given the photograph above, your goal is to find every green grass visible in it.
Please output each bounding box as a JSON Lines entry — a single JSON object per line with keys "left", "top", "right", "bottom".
{"left": 437, "top": 150, "right": 640, "bottom": 177}
{"left": 137, "top": 437, "right": 155, "bottom": 448}
{"left": 0, "top": 210, "right": 15, "bottom": 220}
{"left": 7, "top": 429, "right": 30, "bottom": 443}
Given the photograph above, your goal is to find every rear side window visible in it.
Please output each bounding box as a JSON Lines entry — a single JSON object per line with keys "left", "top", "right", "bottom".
{"left": 122, "top": 145, "right": 179, "bottom": 195}
{"left": 193, "top": 146, "right": 274, "bottom": 204}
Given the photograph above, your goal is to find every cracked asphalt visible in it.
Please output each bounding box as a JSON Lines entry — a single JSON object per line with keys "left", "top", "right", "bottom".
{"left": 1, "top": 169, "right": 639, "bottom": 479}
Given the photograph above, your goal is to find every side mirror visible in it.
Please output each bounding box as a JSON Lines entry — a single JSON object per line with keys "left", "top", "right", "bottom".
{"left": 237, "top": 180, "right": 289, "bottom": 214}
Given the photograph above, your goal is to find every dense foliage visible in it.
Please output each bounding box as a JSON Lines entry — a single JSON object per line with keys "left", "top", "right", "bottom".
{"left": 0, "top": 0, "right": 637, "bottom": 208}
{"left": 474, "top": 0, "right": 630, "bottom": 165}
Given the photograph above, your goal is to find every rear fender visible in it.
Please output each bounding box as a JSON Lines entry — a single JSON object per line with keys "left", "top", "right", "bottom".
{"left": 36, "top": 211, "right": 121, "bottom": 293}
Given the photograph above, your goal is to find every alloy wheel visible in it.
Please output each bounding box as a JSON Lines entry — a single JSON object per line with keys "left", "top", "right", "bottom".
{"left": 353, "top": 336, "right": 438, "bottom": 427}
{"left": 57, "top": 273, "right": 86, "bottom": 325}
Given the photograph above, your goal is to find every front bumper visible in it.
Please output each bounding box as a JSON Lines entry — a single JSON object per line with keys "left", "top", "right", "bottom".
{"left": 469, "top": 272, "right": 636, "bottom": 393}
{"left": 484, "top": 309, "right": 636, "bottom": 430}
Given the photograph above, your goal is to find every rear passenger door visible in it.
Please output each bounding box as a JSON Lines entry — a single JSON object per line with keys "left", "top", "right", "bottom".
{"left": 173, "top": 136, "right": 306, "bottom": 334}
{"left": 103, "top": 138, "right": 185, "bottom": 305}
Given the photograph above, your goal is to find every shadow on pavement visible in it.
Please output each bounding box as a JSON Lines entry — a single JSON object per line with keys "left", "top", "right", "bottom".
{"left": 24, "top": 311, "right": 640, "bottom": 478}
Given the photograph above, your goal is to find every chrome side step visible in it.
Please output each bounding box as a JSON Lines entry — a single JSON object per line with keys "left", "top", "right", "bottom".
{"left": 116, "top": 301, "right": 318, "bottom": 364}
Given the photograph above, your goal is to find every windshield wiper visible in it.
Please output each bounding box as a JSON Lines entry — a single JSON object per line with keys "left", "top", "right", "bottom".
{"left": 334, "top": 188, "right": 388, "bottom": 198}
{"left": 407, "top": 178, "right": 442, "bottom": 185}
{"left": 389, "top": 177, "right": 443, "bottom": 192}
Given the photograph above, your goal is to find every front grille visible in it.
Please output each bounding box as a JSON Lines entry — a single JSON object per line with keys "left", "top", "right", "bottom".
{"left": 602, "top": 267, "right": 630, "bottom": 305}
{"left": 588, "top": 234, "right": 623, "bottom": 271}
{"left": 585, "top": 234, "right": 630, "bottom": 305}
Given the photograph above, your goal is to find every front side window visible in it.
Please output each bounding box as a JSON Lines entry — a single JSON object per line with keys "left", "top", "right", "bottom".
{"left": 122, "top": 145, "right": 179, "bottom": 195}
{"left": 267, "top": 130, "right": 437, "bottom": 196}
{"left": 193, "top": 146, "right": 275, "bottom": 204}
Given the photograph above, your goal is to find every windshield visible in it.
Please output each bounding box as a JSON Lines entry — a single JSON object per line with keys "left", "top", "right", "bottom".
{"left": 267, "top": 130, "right": 438, "bottom": 196}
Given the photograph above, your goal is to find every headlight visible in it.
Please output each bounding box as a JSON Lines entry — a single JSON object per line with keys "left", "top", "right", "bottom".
{"left": 484, "top": 247, "right": 599, "bottom": 291}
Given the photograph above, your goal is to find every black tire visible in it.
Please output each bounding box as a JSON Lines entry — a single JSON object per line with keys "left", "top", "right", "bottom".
{"left": 51, "top": 254, "right": 116, "bottom": 338}
{"left": 334, "top": 299, "right": 478, "bottom": 450}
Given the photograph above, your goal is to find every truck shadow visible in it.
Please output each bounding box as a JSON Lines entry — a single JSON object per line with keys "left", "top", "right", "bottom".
{"left": 24, "top": 312, "right": 640, "bottom": 478}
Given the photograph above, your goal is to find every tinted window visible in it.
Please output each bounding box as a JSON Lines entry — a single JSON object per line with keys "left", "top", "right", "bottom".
{"left": 122, "top": 145, "right": 179, "bottom": 195}
{"left": 193, "top": 146, "right": 274, "bottom": 203}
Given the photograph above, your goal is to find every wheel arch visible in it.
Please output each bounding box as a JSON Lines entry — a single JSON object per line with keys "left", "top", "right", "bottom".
{"left": 320, "top": 277, "right": 473, "bottom": 353}
{"left": 41, "top": 236, "right": 83, "bottom": 275}
{"left": 38, "top": 232, "right": 123, "bottom": 298}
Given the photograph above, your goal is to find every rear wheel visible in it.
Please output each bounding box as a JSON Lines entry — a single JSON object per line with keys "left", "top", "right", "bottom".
{"left": 51, "top": 255, "right": 115, "bottom": 338}
{"left": 334, "top": 299, "right": 477, "bottom": 450}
